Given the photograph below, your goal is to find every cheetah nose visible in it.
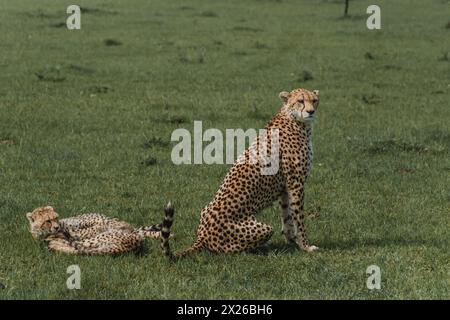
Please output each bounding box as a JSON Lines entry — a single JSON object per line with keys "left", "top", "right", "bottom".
{"left": 306, "top": 110, "right": 315, "bottom": 115}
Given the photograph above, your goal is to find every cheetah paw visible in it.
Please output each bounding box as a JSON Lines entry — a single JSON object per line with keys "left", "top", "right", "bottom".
{"left": 303, "top": 245, "right": 319, "bottom": 253}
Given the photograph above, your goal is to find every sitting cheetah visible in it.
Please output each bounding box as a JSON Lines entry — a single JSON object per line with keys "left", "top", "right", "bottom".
{"left": 161, "top": 88, "right": 320, "bottom": 260}
{"left": 27, "top": 206, "right": 164, "bottom": 255}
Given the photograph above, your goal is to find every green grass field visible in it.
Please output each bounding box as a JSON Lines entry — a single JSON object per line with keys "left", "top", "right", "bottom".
{"left": 0, "top": 0, "right": 449, "bottom": 299}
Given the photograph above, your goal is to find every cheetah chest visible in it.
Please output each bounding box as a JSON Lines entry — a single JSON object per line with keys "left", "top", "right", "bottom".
{"left": 305, "top": 134, "right": 313, "bottom": 176}
{"left": 294, "top": 126, "right": 313, "bottom": 177}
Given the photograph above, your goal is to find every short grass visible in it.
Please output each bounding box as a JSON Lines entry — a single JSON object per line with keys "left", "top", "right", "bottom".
{"left": 0, "top": 0, "right": 449, "bottom": 299}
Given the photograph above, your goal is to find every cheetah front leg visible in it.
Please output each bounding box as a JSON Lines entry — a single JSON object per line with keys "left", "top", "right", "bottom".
{"left": 286, "top": 182, "right": 318, "bottom": 253}
{"left": 280, "top": 191, "right": 296, "bottom": 243}
{"left": 47, "top": 238, "right": 78, "bottom": 254}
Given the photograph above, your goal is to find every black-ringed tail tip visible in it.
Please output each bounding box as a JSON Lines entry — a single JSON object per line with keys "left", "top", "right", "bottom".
{"left": 161, "top": 201, "right": 175, "bottom": 260}
{"left": 163, "top": 202, "right": 174, "bottom": 225}
{"left": 164, "top": 202, "right": 174, "bottom": 220}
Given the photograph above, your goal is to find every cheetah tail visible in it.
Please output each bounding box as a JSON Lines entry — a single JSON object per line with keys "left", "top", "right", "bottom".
{"left": 160, "top": 202, "right": 176, "bottom": 261}
{"left": 160, "top": 202, "right": 204, "bottom": 262}
{"left": 174, "top": 240, "right": 204, "bottom": 259}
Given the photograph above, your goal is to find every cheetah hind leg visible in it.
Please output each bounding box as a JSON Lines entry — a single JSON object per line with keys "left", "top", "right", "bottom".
{"left": 225, "top": 218, "right": 274, "bottom": 253}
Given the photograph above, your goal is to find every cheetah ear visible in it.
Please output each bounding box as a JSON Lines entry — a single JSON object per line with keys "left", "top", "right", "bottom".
{"left": 313, "top": 90, "right": 319, "bottom": 97}
{"left": 279, "top": 91, "right": 290, "bottom": 103}
{"left": 26, "top": 212, "right": 34, "bottom": 222}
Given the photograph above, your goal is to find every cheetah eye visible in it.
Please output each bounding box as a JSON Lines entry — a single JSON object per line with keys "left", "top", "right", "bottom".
{"left": 298, "top": 99, "right": 304, "bottom": 104}
{"left": 313, "top": 99, "right": 318, "bottom": 104}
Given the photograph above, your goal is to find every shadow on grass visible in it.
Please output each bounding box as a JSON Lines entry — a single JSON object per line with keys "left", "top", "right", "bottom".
{"left": 248, "top": 236, "right": 442, "bottom": 256}
{"left": 336, "top": 14, "right": 366, "bottom": 21}
{"left": 142, "top": 137, "right": 170, "bottom": 149}
{"left": 49, "top": 22, "right": 66, "bottom": 28}
{"left": 79, "top": 6, "right": 118, "bottom": 15}
{"left": 320, "top": 237, "right": 430, "bottom": 250}
{"left": 197, "top": 11, "right": 219, "bottom": 18}
{"left": 232, "top": 26, "right": 264, "bottom": 32}
{"left": 24, "top": 6, "right": 117, "bottom": 20}
{"left": 140, "top": 157, "right": 157, "bottom": 167}
{"left": 152, "top": 114, "right": 189, "bottom": 124}
{"left": 104, "top": 39, "right": 122, "bottom": 46}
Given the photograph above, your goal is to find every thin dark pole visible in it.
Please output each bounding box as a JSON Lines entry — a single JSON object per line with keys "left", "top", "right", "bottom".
{"left": 344, "top": 0, "right": 349, "bottom": 17}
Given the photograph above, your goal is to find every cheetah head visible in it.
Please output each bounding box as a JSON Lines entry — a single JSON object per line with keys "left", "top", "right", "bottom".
{"left": 26, "top": 206, "right": 60, "bottom": 240}
{"left": 279, "top": 88, "right": 319, "bottom": 122}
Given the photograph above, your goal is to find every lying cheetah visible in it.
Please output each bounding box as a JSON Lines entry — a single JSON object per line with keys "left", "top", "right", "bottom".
{"left": 27, "top": 206, "right": 163, "bottom": 255}
{"left": 161, "top": 88, "right": 320, "bottom": 260}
